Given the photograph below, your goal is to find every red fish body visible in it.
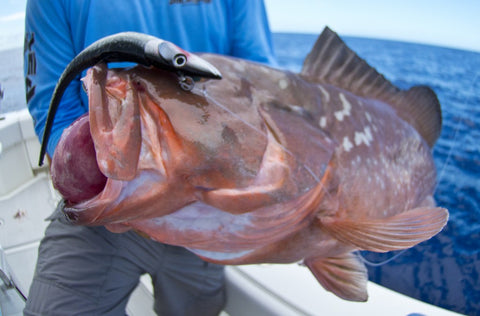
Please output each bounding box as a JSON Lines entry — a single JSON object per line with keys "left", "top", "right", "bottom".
{"left": 51, "top": 28, "right": 448, "bottom": 301}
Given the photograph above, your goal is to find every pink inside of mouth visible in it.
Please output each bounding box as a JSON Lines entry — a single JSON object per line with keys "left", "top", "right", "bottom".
{"left": 51, "top": 114, "right": 107, "bottom": 204}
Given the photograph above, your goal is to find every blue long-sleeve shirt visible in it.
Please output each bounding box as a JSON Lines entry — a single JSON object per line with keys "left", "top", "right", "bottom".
{"left": 24, "top": 0, "right": 277, "bottom": 157}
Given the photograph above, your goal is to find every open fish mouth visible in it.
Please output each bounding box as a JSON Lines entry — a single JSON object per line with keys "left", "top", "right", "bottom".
{"left": 52, "top": 64, "right": 187, "bottom": 224}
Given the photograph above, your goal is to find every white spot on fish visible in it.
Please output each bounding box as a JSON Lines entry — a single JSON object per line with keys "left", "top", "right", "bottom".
{"left": 354, "top": 126, "right": 373, "bottom": 147}
{"left": 278, "top": 79, "right": 288, "bottom": 90}
{"left": 342, "top": 136, "right": 353, "bottom": 152}
{"left": 233, "top": 61, "right": 246, "bottom": 72}
{"left": 318, "top": 86, "right": 330, "bottom": 102}
{"left": 365, "top": 112, "right": 372, "bottom": 122}
{"left": 319, "top": 116, "right": 327, "bottom": 128}
{"left": 334, "top": 93, "right": 352, "bottom": 121}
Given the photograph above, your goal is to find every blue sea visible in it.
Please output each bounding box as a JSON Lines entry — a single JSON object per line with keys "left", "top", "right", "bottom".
{"left": 1, "top": 33, "right": 479, "bottom": 315}
{"left": 273, "top": 33, "right": 480, "bottom": 315}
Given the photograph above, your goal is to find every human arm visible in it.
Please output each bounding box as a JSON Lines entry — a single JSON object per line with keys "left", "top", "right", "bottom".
{"left": 24, "top": 0, "right": 87, "bottom": 158}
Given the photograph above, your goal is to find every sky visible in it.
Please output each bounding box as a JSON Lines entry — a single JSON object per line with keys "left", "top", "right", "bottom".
{"left": 0, "top": 0, "right": 479, "bottom": 53}
{"left": 264, "top": 0, "right": 480, "bottom": 53}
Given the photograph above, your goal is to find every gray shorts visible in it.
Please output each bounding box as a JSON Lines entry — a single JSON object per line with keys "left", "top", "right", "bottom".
{"left": 23, "top": 209, "right": 225, "bottom": 316}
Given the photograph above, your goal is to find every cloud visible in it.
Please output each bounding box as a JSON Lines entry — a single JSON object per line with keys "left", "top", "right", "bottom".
{"left": 0, "top": 12, "right": 25, "bottom": 50}
{"left": 0, "top": 12, "right": 25, "bottom": 23}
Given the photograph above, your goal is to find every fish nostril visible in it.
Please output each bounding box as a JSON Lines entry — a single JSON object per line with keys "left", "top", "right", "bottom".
{"left": 133, "top": 79, "right": 145, "bottom": 92}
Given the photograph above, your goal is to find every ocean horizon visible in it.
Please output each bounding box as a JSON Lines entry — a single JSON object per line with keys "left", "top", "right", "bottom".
{"left": 2, "top": 31, "right": 479, "bottom": 115}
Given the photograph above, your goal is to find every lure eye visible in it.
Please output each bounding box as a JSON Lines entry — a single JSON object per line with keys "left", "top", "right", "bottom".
{"left": 173, "top": 54, "right": 187, "bottom": 68}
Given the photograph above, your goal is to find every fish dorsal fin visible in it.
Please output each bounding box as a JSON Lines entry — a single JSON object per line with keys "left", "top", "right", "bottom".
{"left": 301, "top": 27, "right": 442, "bottom": 147}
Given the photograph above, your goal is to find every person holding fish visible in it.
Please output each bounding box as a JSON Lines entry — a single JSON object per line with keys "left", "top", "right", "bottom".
{"left": 23, "top": 1, "right": 276, "bottom": 315}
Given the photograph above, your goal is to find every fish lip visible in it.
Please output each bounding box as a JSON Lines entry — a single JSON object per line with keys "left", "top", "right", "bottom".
{"left": 61, "top": 198, "right": 102, "bottom": 225}
{"left": 63, "top": 208, "right": 80, "bottom": 223}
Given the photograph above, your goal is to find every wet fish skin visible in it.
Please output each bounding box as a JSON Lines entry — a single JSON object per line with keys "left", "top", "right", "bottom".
{"left": 52, "top": 27, "right": 448, "bottom": 302}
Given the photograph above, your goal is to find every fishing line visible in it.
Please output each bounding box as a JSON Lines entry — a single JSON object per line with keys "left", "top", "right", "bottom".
{"left": 363, "top": 67, "right": 480, "bottom": 268}
{"left": 435, "top": 70, "right": 479, "bottom": 195}
{"left": 355, "top": 249, "right": 408, "bottom": 267}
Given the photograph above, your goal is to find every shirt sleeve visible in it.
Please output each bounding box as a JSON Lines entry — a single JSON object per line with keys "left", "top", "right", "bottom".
{"left": 24, "top": 0, "right": 87, "bottom": 158}
{"left": 23, "top": 0, "right": 278, "bottom": 159}
{"left": 229, "top": 0, "right": 278, "bottom": 67}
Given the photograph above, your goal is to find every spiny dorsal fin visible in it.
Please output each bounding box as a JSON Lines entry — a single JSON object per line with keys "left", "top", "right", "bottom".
{"left": 301, "top": 27, "right": 442, "bottom": 147}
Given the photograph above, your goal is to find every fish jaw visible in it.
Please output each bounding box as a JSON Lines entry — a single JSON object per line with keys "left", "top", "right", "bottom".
{"left": 60, "top": 64, "right": 197, "bottom": 224}
{"left": 63, "top": 169, "right": 195, "bottom": 225}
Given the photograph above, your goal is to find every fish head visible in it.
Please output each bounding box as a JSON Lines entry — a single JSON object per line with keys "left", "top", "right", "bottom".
{"left": 52, "top": 61, "right": 333, "bottom": 227}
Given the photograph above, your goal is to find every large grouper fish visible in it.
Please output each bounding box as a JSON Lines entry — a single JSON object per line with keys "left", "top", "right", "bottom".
{"left": 46, "top": 27, "right": 448, "bottom": 301}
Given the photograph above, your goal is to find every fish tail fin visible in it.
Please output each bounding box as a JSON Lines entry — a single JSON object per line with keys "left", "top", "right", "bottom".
{"left": 304, "top": 253, "right": 368, "bottom": 302}
{"left": 317, "top": 207, "right": 448, "bottom": 252}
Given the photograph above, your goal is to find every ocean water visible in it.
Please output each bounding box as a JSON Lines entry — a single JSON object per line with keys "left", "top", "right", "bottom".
{"left": 273, "top": 33, "right": 480, "bottom": 315}
{"left": 1, "top": 34, "right": 479, "bottom": 315}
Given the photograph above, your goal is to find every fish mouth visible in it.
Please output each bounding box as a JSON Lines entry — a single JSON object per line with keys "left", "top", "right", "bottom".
{"left": 60, "top": 64, "right": 196, "bottom": 226}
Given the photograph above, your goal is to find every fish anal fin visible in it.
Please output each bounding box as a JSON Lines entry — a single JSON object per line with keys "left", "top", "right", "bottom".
{"left": 318, "top": 207, "right": 449, "bottom": 252}
{"left": 305, "top": 253, "right": 368, "bottom": 302}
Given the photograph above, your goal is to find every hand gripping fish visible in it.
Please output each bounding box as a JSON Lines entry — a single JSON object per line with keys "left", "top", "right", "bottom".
{"left": 46, "top": 28, "right": 448, "bottom": 301}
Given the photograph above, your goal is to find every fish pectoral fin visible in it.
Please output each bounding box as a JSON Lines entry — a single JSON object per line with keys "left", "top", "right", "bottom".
{"left": 199, "top": 128, "right": 290, "bottom": 214}
{"left": 304, "top": 253, "right": 368, "bottom": 302}
{"left": 318, "top": 207, "right": 449, "bottom": 252}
